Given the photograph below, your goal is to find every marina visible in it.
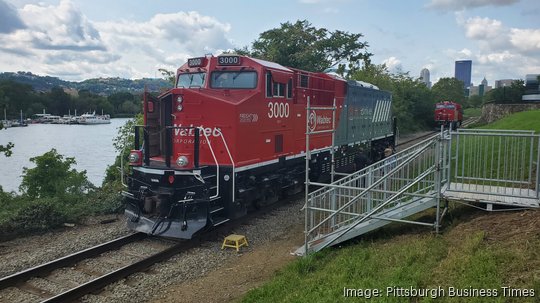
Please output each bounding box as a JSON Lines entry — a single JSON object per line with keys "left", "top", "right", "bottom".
{"left": 2, "top": 110, "right": 111, "bottom": 127}
{"left": 0, "top": 118, "right": 130, "bottom": 192}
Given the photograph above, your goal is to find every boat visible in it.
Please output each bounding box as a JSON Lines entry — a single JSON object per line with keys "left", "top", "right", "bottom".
{"left": 78, "top": 111, "right": 111, "bottom": 125}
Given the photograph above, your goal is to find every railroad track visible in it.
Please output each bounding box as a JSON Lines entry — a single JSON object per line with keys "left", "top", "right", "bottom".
{"left": 0, "top": 232, "right": 196, "bottom": 303}
{"left": 395, "top": 117, "right": 480, "bottom": 150}
{"left": 0, "top": 195, "right": 296, "bottom": 303}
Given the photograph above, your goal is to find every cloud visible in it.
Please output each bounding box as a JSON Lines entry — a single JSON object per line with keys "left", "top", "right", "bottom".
{"left": 0, "top": 0, "right": 26, "bottom": 33}
{"left": 18, "top": 0, "right": 105, "bottom": 51}
{"left": 449, "top": 14, "right": 540, "bottom": 83}
{"left": 0, "top": 1, "right": 233, "bottom": 81}
{"left": 426, "top": 0, "right": 519, "bottom": 11}
{"left": 382, "top": 56, "right": 403, "bottom": 73}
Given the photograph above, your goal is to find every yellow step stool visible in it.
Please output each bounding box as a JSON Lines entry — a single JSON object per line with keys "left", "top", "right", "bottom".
{"left": 221, "top": 234, "right": 249, "bottom": 251}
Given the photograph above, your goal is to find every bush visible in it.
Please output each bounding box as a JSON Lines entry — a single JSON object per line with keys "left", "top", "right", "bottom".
{"left": 20, "top": 148, "right": 94, "bottom": 199}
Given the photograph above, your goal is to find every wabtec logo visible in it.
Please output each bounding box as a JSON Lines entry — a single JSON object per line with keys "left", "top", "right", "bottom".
{"left": 173, "top": 124, "right": 222, "bottom": 137}
{"left": 307, "top": 110, "right": 332, "bottom": 132}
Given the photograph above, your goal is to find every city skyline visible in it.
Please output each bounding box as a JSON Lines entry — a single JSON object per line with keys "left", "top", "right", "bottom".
{"left": 0, "top": 0, "right": 538, "bottom": 84}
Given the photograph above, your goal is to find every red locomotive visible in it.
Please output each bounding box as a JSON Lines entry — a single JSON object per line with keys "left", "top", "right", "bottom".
{"left": 123, "top": 55, "right": 394, "bottom": 239}
{"left": 434, "top": 101, "right": 463, "bottom": 128}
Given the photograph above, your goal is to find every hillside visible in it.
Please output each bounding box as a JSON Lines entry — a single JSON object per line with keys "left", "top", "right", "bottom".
{"left": 0, "top": 71, "right": 172, "bottom": 95}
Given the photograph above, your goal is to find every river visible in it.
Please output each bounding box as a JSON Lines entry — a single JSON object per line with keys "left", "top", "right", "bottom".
{"left": 0, "top": 118, "right": 131, "bottom": 192}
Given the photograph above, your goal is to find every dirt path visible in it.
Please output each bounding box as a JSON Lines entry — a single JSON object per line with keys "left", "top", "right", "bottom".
{"left": 150, "top": 223, "right": 305, "bottom": 303}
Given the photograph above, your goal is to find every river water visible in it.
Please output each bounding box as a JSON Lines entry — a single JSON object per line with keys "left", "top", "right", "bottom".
{"left": 0, "top": 118, "right": 131, "bottom": 192}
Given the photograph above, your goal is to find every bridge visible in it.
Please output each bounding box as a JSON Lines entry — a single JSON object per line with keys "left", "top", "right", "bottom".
{"left": 297, "top": 128, "right": 540, "bottom": 255}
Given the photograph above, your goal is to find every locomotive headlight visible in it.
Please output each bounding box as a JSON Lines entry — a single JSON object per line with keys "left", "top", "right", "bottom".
{"left": 128, "top": 153, "right": 139, "bottom": 163}
{"left": 176, "top": 155, "right": 188, "bottom": 167}
{"left": 177, "top": 95, "right": 183, "bottom": 103}
{"left": 128, "top": 150, "right": 142, "bottom": 166}
{"left": 176, "top": 104, "right": 183, "bottom": 111}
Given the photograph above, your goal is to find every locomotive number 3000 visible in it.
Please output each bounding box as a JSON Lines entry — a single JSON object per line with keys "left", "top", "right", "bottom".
{"left": 267, "top": 102, "right": 290, "bottom": 119}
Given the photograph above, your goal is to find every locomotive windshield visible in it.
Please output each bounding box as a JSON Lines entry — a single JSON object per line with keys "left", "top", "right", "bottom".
{"left": 210, "top": 71, "right": 257, "bottom": 89}
{"left": 436, "top": 104, "right": 455, "bottom": 109}
{"left": 177, "top": 72, "right": 206, "bottom": 88}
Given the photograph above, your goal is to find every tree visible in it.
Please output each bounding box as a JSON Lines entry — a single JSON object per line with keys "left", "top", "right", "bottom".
{"left": 159, "top": 69, "right": 176, "bottom": 85}
{"left": 468, "top": 95, "right": 483, "bottom": 108}
{"left": 352, "top": 63, "right": 436, "bottom": 133}
{"left": 237, "top": 20, "right": 371, "bottom": 73}
{"left": 0, "top": 122, "right": 14, "bottom": 157}
{"left": 484, "top": 80, "right": 525, "bottom": 104}
{"left": 20, "top": 149, "right": 93, "bottom": 198}
{"left": 431, "top": 78, "right": 466, "bottom": 107}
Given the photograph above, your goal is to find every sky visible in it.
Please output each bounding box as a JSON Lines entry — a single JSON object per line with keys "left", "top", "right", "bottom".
{"left": 0, "top": 0, "right": 539, "bottom": 86}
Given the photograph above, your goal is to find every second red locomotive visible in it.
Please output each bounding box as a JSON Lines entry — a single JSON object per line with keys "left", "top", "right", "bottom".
{"left": 123, "top": 55, "right": 394, "bottom": 239}
{"left": 434, "top": 101, "right": 463, "bottom": 129}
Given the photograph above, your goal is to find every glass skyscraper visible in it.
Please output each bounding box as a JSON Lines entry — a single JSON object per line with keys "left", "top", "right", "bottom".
{"left": 454, "top": 60, "right": 472, "bottom": 88}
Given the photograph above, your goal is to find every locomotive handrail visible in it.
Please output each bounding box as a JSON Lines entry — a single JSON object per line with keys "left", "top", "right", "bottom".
{"left": 196, "top": 126, "right": 221, "bottom": 199}
{"left": 215, "top": 129, "right": 236, "bottom": 202}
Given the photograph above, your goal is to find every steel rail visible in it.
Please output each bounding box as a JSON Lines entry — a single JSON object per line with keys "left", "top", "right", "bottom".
{"left": 41, "top": 240, "right": 193, "bottom": 303}
{"left": 0, "top": 232, "right": 146, "bottom": 291}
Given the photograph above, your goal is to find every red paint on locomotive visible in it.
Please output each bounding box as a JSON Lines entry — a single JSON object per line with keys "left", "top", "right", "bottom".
{"left": 434, "top": 101, "right": 463, "bottom": 128}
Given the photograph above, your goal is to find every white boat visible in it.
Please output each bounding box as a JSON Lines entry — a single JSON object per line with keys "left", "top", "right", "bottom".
{"left": 78, "top": 112, "right": 111, "bottom": 125}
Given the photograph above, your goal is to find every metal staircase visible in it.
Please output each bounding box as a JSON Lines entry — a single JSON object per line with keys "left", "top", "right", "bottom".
{"left": 298, "top": 128, "right": 540, "bottom": 255}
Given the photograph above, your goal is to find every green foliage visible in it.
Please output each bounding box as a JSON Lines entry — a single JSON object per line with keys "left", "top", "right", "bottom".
{"left": 104, "top": 114, "right": 143, "bottom": 185}
{"left": 463, "top": 108, "right": 481, "bottom": 119}
{"left": 159, "top": 68, "right": 176, "bottom": 85}
{"left": 468, "top": 95, "right": 483, "bottom": 108}
{"left": 480, "top": 110, "right": 540, "bottom": 132}
{"left": 484, "top": 80, "right": 525, "bottom": 104}
{"left": 431, "top": 77, "right": 467, "bottom": 107}
{"left": 351, "top": 63, "right": 436, "bottom": 133}
{"left": 237, "top": 20, "right": 371, "bottom": 73}
{"left": 0, "top": 121, "right": 14, "bottom": 157}
{"left": 0, "top": 78, "right": 145, "bottom": 119}
{"left": 19, "top": 149, "right": 93, "bottom": 199}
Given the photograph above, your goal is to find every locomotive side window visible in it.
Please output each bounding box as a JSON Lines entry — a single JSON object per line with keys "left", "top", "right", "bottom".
{"left": 287, "top": 79, "right": 293, "bottom": 99}
{"left": 210, "top": 71, "right": 257, "bottom": 89}
{"left": 266, "top": 72, "right": 272, "bottom": 97}
{"left": 299, "top": 74, "right": 309, "bottom": 88}
{"left": 273, "top": 82, "right": 285, "bottom": 97}
{"left": 177, "top": 72, "right": 206, "bottom": 88}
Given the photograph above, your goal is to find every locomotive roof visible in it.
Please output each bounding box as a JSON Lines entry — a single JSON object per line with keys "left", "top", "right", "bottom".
{"left": 250, "top": 57, "right": 293, "bottom": 73}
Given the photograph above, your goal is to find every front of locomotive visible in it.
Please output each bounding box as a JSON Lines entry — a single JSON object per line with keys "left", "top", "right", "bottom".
{"left": 122, "top": 55, "right": 237, "bottom": 239}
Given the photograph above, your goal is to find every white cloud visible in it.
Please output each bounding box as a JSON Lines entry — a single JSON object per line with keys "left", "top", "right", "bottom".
{"left": 0, "top": 1, "right": 233, "bottom": 81}
{"left": 448, "top": 15, "right": 540, "bottom": 83}
{"left": 382, "top": 56, "right": 402, "bottom": 73}
{"left": 427, "top": 0, "right": 519, "bottom": 11}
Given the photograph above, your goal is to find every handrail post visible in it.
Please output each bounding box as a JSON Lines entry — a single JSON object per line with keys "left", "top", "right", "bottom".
{"left": 304, "top": 96, "right": 311, "bottom": 256}
{"left": 194, "top": 128, "right": 200, "bottom": 168}
{"left": 143, "top": 127, "right": 150, "bottom": 166}
{"left": 165, "top": 128, "right": 171, "bottom": 167}
{"left": 134, "top": 126, "right": 140, "bottom": 150}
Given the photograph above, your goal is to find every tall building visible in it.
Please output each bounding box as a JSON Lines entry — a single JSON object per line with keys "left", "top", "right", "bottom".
{"left": 495, "top": 79, "right": 515, "bottom": 88}
{"left": 419, "top": 68, "right": 431, "bottom": 88}
{"left": 469, "top": 77, "right": 492, "bottom": 97}
{"left": 455, "top": 60, "right": 472, "bottom": 88}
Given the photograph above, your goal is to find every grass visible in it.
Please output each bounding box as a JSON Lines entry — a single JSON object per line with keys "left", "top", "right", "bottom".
{"left": 479, "top": 110, "right": 540, "bottom": 133}
{"left": 240, "top": 110, "right": 540, "bottom": 303}
{"left": 463, "top": 108, "right": 482, "bottom": 119}
{"left": 242, "top": 218, "right": 540, "bottom": 303}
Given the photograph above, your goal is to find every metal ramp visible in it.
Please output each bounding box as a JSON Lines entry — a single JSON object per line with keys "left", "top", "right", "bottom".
{"left": 298, "top": 133, "right": 448, "bottom": 255}
{"left": 299, "top": 128, "right": 540, "bottom": 255}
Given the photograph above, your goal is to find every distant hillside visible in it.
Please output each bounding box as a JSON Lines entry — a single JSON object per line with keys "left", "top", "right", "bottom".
{"left": 0, "top": 71, "right": 172, "bottom": 95}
